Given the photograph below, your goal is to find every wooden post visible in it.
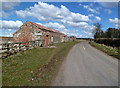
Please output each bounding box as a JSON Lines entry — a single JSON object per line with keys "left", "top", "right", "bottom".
{"left": 19, "top": 43, "right": 21, "bottom": 51}
{"left": 38, "top": 41, "right": 39, "bottom": 46}
{"left": 27, "top": 42, "right": 29, "bottom": 50}
{"left": 37, "top": 40, "right": 39, "bottom": 46}
{"left": 34, "top": 41, "right": 35, "bottom": 48}
{"left": 7, "top": 43, "right": 10, "bottom": 57}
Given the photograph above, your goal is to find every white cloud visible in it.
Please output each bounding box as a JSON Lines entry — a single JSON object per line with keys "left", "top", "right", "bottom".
{"left": 95, "top": 16, "right": 101, "bottom": 21}
{"left": 16, "top": 2, "right": 70, "bottom": 21}
{"left": 83, "top": 5, "right": 89, "bottom": 9}
{"left": 109, "top": 18, "right": 118, "bottom": 28}
{"left": 1, "top": 2, "right": 20, "bottom": 10}
{"left": 16, "top": 2, "right": 90, "bottom": 28}
{"left": 0, "top": 11, "right": 10, "bottom": 18}
{"left": 88, "top": 14, "right": 94, "bottom": 17}
{"left": 98, "top": 2, "right": 117, "bottom": 8}
{"left": 8, "top": 29, "right": 12, "bottom": 32}
{"left": 83, "top": 5, "right": 99, "bottom": 14}
{"left": 15, "top": 2, "right": 96, "bottom": 38}
{"left": 79, "top": 3, "right": 82, "bottom": 6}
{"left": 90, "top": 3, "right": 94, "bottom": 7}
{"left": 0, "top": 20, "right": 23, "bottom": 29}
{"left": 44, "top": 22, "right": 66, "bottom": 29}
{"left": 36, "top": 22, "right": 86, "bottom": 38}
{"left": 105, "top": 9, "right": 112, "bottom": 14}
{"left": 37, "top": 22, "right": 69, "bottom": 34}
{"left": 37, "top": 22, "right": 66, "bottom": 30}
{"left": 83, "top": 31, "right": 93, "bottom": 37}
{"left": 96, "top": 7, "right": 102, "bottom": 10}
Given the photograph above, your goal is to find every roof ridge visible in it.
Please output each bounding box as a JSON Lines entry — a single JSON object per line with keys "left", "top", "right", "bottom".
{"left": 13, "top": 21, "right": 64, "bottom": 35}
{"left": 29, "top": 21, "right": 63, "bottom": 34}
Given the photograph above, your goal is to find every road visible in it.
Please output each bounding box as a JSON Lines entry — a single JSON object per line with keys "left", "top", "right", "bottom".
{"left": 52, "top": 42, "right": 118, "bottom": 86}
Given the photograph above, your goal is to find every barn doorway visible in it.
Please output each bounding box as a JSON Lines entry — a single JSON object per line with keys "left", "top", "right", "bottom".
{"left": 45, "top": 35, "right": 49, "bottom": 46}
{"left": 51, "top": 36, "right": 54, "bottom": 42}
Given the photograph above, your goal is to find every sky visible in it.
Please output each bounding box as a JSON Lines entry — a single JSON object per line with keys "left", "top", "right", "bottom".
{"left": 0, "top": 1, "right": 119, "bottom": 38}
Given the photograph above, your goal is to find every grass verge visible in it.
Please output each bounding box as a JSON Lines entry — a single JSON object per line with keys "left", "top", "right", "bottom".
{"left": 89, "top": 41, "right": 120, "bottom": 59}
{"left": 2, "top": 41, "right": 80, "bottom": 86}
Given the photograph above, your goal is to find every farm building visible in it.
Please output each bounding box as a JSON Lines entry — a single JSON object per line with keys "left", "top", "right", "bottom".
{"left": 13, "top": 21, "right": 69, "bottom": 46}
{"left": 69, "top": 36, "right": 76, "bottom": 41}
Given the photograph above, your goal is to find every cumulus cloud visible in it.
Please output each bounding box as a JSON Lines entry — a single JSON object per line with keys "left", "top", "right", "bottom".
{"left": 88, "top": 14, "right": 94, "bottom": 17}
{"left": 83, "top": 31, "right": 93, "bottom": 37}
{"left": 83, "top": 5, "right": 99, "bottom": 14}
{"left": 0, "top": 20, "right": 23, "bottom": 29}
{"left": 16, "top": 2, "right": 90, "bottom": 28}
{"left": 95, "top": 16, "right": 101, "bottom": 21}
{"left": 8, "top": 29, "right": 12, "bottom": 32}
{"left": 16, "top": 2, "right": 70, "bottom": 21}
{"left": 37, "top": 22, "right": 66, "bottom": 30}
{"left": 90, "top": 3, "right": 94, "bottom": 7}
{"left": 38, "top": 22, "right": 95, "bottom": 37}
{"left": 1, "top": 2, "right": 20, "bottom": 10}
{"left": 44, "top": 22, "right": 66, "bottom": 29}
{"left": 15, "top": 2, "right": 96, "bottom": 38}
{"left": 37, "top": 22, "right": 87, "bottom": 38}
{"left": 0, "top": 11, "right": 10, "bottom": 18}
{"left": 37, "top": 22, "right": 69, "bottom": 34}
{"left": 109, "top": 18, "right": 118, "bottom": 28}
{"left": 98, "top": 2, "right": 117, "bottom": 8}
{"left": 105, "top": 9, "right": 112, "bottom": 14}
{"left": 89, "top": 16, "right": 101, "bottom": 23}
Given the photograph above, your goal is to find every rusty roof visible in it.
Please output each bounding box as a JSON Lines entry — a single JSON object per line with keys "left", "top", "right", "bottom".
{"left": 13, "top": 21, "right": 65, "bottom": 35}
{"left": 30, "top": 21, "right": 64, "bottom": 34}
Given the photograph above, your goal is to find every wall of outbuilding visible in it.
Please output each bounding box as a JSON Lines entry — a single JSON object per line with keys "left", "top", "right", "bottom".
{"left": 13, "top": 21, "right": 69, "bottom": 46}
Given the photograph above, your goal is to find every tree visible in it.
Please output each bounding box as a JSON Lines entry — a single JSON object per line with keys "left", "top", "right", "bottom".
{"left": 93, "top": 23, "right": 102, "bottom": 39}
{"left": 101, "top": 30, "right": 105, "bottom": 38}
{"left": 106, "top": 28, "right": 112, "bottom": 38}
{"left": 106, "top": 28, "right": 120, "bottom": 38}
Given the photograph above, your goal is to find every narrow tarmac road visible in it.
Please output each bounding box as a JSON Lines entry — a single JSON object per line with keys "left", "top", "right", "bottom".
{"left": 52, "top": 42, "right": 118, "bottom": 86}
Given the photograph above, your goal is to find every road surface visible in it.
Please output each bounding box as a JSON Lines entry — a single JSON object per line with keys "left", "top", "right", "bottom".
{"left": 52, "top": 42, "right": 118, "bottom": 86}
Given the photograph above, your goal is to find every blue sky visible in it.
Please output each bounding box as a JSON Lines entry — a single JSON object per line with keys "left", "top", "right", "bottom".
{"left": 0, "top": 2, "right": 118, "bottom": 38}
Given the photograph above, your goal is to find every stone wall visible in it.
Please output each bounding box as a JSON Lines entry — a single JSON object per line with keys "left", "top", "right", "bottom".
{"left": 13, "top": 21, "right": 69, "bottom": 46}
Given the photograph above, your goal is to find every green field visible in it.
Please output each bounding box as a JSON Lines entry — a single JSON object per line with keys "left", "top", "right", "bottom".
{"left": 2, "top": 41, "right": 79, "bottom": 86}
{"left": 89, "top": 41, "right": 120, "bottom": 59}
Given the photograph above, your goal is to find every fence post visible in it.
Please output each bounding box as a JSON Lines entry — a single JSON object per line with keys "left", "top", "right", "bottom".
{"left": 34, "top": 41, "right": 35, "bottom": 48}
{"left": 38, "top": 41, "right": 39, "bottom": 46}
{"left": 7, "top": 43, "right": 10, "bottom": 57}
{"left": 38, "top": 40, "right": 39, "bottom": 46}
{"left": 19, "top": 43, "right": 21, "bottom": 51}
{"left": 27, "top": 42, "right": 29, "bottom": 50}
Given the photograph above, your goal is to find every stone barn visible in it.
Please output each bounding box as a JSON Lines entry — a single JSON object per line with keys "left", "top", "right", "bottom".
{"left": 13, "top": 21, "right": 69, "bottom": 46}
{"left": 70, "top": 36, "right": 76, "bottom": 41}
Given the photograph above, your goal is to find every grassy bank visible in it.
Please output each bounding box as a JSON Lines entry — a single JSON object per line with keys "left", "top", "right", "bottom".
{"left": 2, "top": 41, "right": 79, "bottom": 86}
{"left": 89, "top": 41, "right": 120, "bottom": 59}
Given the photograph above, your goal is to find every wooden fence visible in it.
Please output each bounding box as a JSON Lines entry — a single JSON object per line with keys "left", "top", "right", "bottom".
{"left": 0, "top": 40, "right": 44, "bottom": 59}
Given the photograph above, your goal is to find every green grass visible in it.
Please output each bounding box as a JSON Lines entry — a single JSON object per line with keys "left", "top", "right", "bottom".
{"left": 89, "top": 41, "right": 120, "bottom": 59}
{"left": 2, "top": 41, "right": 80, "bottom": 86}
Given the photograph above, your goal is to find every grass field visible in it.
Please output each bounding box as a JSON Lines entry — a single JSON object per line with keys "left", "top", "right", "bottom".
{"left": 89, "top": 41, "right": 120, "bottom": 59}
{"left": 2, "top": 41, "right": 79, "bottom": 86}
